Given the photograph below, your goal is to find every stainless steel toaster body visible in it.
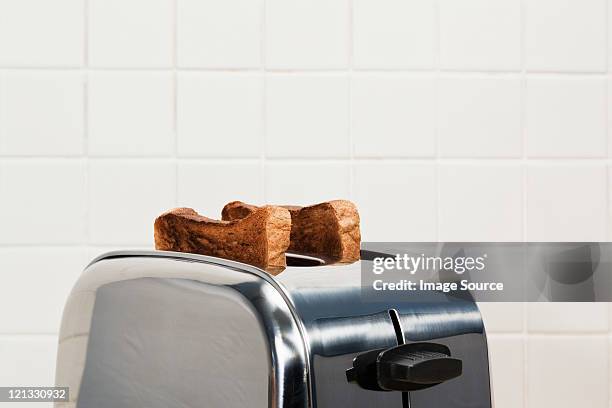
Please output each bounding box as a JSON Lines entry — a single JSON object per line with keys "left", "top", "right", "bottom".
{"left": 56, "top": 251, "right": 492, "bottom": 408}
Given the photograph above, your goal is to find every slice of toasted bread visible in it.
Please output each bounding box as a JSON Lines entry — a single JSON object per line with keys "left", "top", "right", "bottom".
{"left": 222, "top": 200, "right": 361, "bottom": 263}
{"left": 154, "top": 206, "right": 291, "bottom": 273}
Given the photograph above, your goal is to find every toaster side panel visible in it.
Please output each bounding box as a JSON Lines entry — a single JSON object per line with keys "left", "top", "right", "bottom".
{"left": 76, "top": 277, "right": 270, "bottom": 408}
{"left": 55, "top": 254, "right": 310, "bottom": 408}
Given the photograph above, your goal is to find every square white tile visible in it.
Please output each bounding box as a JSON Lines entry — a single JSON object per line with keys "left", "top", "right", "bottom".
{"left": 438, "top": 164, "right": 523, "bottom": 241}
{"left": 177, "top": 73, "right": 262, "bottom": 157}
{"left": 438, "top": 77, "right": 521, "bottom": 157}
{"left": 0, "top": 248, "right": 86, "bottom": 334}
{"left": 609, "top": 168, "right": 612, "bottom": 240}
{"left": 526, "top": 164, "right": 607, "bottom": 241}
{"left": 527, "top": 303, "right": 608, "bottom": 333}
{"left": 0, "top": 160, "right": 86, "bottom": 244}
{"left": 351, "top": 74, "right": 435, "bottom": 157}
{"left": 352, "top": 0, "right": 436, "bottom": 69}
{"left": 178, "top": 0, "right": 262, "bottom": 68}
{"left": 265, "top": 0, "right": 348, "bottom": 69}
{"left": 527, "top": 336, "right": 608, "bottom": 408}
{"left": 88, "top": 72, "right": 174, "bottom": 157}
{"left": 0, "top": 0, "right": 83, "bottom": 66}
{"left": 88, "top": 160, "right": 176, "bottom": 245}
{"left": 178, "top": 161, "right": 264, "bottom": 218}
{"left": 264, "top": 162, "right": 350, "bottom": 205}
{"left": 487, "top": 336, "right": 524, "bottom": 408}
{"left": 525, "top": 78, "right": 606, "bottom": 158}
{"left": 352, "top": 162, "right": 437, "bottom": 241}
{"left": 478, "top": 303, "right": 524, "bottom": 333}
{"left": 0, "top": 336, "right": 58, "bottom": 386}
{"left": 89, "top": 0, "right": 173, "bottom": 67}
{"left": 439, "top": 0, "right": 520, "bottom": 70}
{"left": 525, "top": 0, "right": 606, "bottom": 72}
{"left": 609, "top": 80, "right": 612, "bottom": 159}
{"left": 266, "top": 74, "right": 349, "bottom": 158}
{"left": 0, "top": 72, "right": 84, "bottom": 156}
{"left": 610, "top": 337, "right": 612, "bottom": 405}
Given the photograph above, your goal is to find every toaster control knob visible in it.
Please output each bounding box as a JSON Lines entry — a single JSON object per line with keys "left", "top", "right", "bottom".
{"left": 346, "top": 342, "right": 462, "bottom": 392}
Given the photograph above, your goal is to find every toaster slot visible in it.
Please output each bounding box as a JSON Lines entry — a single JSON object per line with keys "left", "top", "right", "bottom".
{"left": 285, "top": 253, "right": 326, "bottom": 267}
{"left": 389, "top": 309, "right": 406, "bottom": 344}
{"left": 310, "top": 310, "right": 405, "bottom": 407}
{"left": 389, "top": 309, "right": 409, "bottom": 408}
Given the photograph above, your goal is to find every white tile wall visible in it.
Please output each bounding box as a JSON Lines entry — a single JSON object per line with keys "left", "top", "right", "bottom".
{"left": 177, "top": 0, "right": 262, "bottom": 68}
{"left": 487, "top": 335, "right": 524, "bottom": 408}
{"left": 0, "top": 248, "right": 87, "bottom": 333}
{"left": 0, "top": 160, "right": 86, "bottom": 244}
{"left": 439, "top": 0, "right": 521, "bottom": 71}
{"left": 0, "top": 335, "right": 57, "bottom": 407}
{"left": 438, "top": 164, "right": 523, "bottom": 241}
{"left": 88, "top": 160, "right": 176, "bottom": 245}
{"left": 479, "top": 303, "right": 524, "bottom": 333}
{"left": 88, "top": 0, "right": 174, "bottom": 68}
{"left": 351, "top": 74, "right": 436, "bottom": 157}
{"left": 527, "top": 303, "right": 609, "bottom": 333}
{"left": 88, "top": 72, "right": 174, "bottom": 156}
{"left": 0, "top": 72, "right": 84, "bottom": 156}
{"left": 178, "top": 161, "right": 264, "bottom": 216}
{"left": 438, "top": 76, "right": 521, "bottom": 157}
{"left": 525, "top": 78, "right": 606, "bottom": 158}
{"left": 527, "top": 336, "right": 609, "bottom": 408}
{"left": 526, "top": 164, "right": 607, "bottom": 241}
{"left": 265, "top": 0, "right": 349, "bottom": 69}
{"left": 353, "top": 0, "right": 436, "bottom": 69}
{"left": 1, "top": 1, "right": 611, "bottom": 407}
{"left": 0, "top": 336, "right": 58, "bottom": 385}
{"left": 352, "top": 162, "right": 437, "bottom": 241}
{"left": 177, "top": 73, "right": 262, "bottom": 157}
{"left": 524, "top": 0, "right": 606, "bottom": 72}
{"left": 0, "top": 0, "right": 83, "bottom": 66}
{"left": 265, "top": 162, "right": 351, "bottom": 205}
{"left": 266, "top": 74, "right": 349, "bottom": 157}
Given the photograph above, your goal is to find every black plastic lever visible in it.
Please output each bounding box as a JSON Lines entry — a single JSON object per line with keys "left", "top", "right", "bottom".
{"left": 346, "top": 342, "right": 462, "bottom": 392}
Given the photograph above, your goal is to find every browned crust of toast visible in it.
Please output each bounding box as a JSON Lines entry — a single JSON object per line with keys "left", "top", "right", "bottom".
{"left": 154, "top": 206, "right": 291, "bottom": 274}
{"left": 222, "top": 200, "right": 361, "bottom": 263}
{"left": 221, "top": 201, "right": 259, "bottom": 221}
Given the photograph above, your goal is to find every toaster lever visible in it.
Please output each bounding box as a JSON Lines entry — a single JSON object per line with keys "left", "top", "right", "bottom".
{"left": 346, "top": 342, "right": 462, "bottom": 392}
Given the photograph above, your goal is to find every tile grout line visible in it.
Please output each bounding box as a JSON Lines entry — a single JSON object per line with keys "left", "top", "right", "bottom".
{"left": 606, "top": 0, "right": 610, "bottom": 249}
{"left": 0, "top": 334, "right": 59, "bottom": 340}
{"left": 520, "top": 0, "right": 529, "bottom": 406}
{"left": 348, "top": 0, "right": 354, "bottom": 200}
{"left": 434, "top": 0, "right": 441, "bottom": 242}
{"left": 173, "top": 0, "right": 179, "bottom": 207}
{"left": 6, "top": 156, "right": 612, "bottom": 163}
{"left": 606, "top": 2, "right": 611, "bottom": 406}
{"left": 0, "top": 66, "right": 610, "bottom": 76}
{"left": 606, "top": 0, "right": 611, "bottom": 246}
{"left": 261, "top": 0, "right": 267, "bottom": 203}
{"left": 488, "top": 332, "right": 612, "bottom": 338}
{"left": 83, "top": 0, "right": 91, "bottom": 254}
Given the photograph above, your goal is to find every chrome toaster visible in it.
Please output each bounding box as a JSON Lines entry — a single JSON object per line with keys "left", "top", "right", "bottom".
{"left": 55, "top": 250, "right": 492, "bottom": 408}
